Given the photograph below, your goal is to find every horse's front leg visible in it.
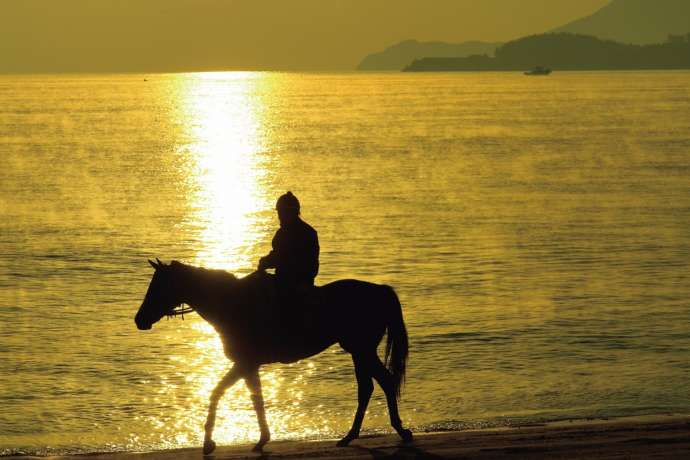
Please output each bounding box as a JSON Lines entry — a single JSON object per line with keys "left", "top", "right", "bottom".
{"left": 245, "top": 368, "right": 271, "bottom": 452}
{"left": 203, "top": 365, "right": 244, "bottom": 455}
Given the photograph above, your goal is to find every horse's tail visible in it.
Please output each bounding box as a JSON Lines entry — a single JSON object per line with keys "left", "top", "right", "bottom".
{"left": 383, "top": 285, "right": 408, "bottom": 400}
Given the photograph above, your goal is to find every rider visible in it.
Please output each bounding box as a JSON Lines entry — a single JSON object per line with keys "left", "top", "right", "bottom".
{"left": 258, "top": 192, "right": 319, "bottom": 303}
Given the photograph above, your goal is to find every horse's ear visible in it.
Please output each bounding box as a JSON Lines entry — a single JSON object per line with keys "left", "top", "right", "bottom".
{"left": 148, "top": 259, "right": 159, "bottom": 270}
{"left": 156, "top": 258, "right": 163, "bottom": 266}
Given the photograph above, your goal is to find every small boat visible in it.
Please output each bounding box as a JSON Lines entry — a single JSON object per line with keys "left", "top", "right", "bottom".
{"left": 524, "top": 66, "right": 552, "bottom": 76}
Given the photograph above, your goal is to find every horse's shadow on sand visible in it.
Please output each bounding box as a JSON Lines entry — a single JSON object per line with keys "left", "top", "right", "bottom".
{"left": 349, "top": 444, "right": 447, "bottom": 459}
{"left": 203, "top": 442, "right": 446, "bottom": 460}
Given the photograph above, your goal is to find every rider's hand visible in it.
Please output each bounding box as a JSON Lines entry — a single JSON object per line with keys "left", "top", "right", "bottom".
{"left": 258, "top": 257, "right": 268, "bottom": 271}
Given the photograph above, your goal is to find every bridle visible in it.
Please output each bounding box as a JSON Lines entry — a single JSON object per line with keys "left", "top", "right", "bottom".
{"left": 157, "top": 263, "right": 194, "bottom": 320}
{"left": 166, "top": 304, "right": 195, "bottom": 320}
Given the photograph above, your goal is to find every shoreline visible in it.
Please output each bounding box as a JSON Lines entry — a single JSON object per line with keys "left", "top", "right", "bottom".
{"left": 6, "top": 414, "right": 690, "bottom": 459}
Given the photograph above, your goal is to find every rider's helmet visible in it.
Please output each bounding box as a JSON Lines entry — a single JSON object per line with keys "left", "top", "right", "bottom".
{"left": 276, "top": 191, "right": 300, "bottom": 216}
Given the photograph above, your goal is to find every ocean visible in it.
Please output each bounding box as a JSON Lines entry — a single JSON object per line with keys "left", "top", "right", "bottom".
{"left": 1, "top": 70, "right": 689, "bottom": 455}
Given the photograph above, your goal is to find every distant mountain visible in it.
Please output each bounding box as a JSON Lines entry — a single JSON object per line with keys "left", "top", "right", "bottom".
{"left": 554, "top": 0, "right": 690, "bottom": 44}
{"left": 357, "top": 40, "right": 501, "bottom": 71}
{"left": 404, "top": 32, "right": 690, "bottom": 72}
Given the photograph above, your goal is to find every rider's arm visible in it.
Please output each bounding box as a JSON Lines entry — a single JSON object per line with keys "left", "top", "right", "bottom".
{"left": 259, "top": 229, "right": 283, "bottom": 270}
{"left": 259, "top": 251, "right": 277, "bottom": 270}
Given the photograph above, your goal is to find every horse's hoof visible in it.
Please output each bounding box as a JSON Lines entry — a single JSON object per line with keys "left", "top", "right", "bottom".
{"left": 203, "top": 439, "right": 216, "bottom": 455}
{"left": 399, "top": 429, "right": 413, "bottom": 443}
{"left": 252, "top": 436, "right": 269, "bottom": 453}
{"left": 336, "top": 435, "right": 355, "bottom": 447}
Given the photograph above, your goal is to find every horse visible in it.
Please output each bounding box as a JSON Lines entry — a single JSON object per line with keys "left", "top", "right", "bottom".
{"left": 134, "top": 259, "right": 413, "bottom": 454}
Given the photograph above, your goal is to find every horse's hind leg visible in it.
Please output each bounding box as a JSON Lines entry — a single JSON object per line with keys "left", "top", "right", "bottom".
{"left": 369, "top": 354, "right": 413, "bottom": 443}
{"left": 337, "top": 354, "right": 374, "bottom": 447}
{"left": 244, "top": 369, "right": 271, "bottom": 452}
{"left": 203, "top": 365, "right": 243, "bottom": 455}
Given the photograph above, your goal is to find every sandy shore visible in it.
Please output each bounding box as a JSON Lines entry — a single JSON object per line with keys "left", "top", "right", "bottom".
{"left": 10, "top": 415, "right": 690, "bottom": 460}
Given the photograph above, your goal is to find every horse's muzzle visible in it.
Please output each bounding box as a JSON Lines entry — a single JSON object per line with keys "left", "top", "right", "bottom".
{"left": 134, "top": 310, "right": 152, "bottom": 330}
{"left": 137, "top": 321, "right": 152, "bottom": 330}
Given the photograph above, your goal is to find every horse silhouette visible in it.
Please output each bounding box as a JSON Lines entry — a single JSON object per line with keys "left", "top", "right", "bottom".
{"left": 134, "top": 259, "right": 412, "bottom": 454}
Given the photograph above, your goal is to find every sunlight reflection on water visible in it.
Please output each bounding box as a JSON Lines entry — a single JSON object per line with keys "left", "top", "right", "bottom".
{"left": 179, "top": 72, "right": 272, "bottom": 272}
{"left": 158, "top": 73, "right": 291, "bottom": 446}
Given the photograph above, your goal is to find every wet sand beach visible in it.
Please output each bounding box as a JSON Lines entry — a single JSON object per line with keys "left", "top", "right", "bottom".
{"left": 11, "top": 416, "right": 690, "bottom": 460}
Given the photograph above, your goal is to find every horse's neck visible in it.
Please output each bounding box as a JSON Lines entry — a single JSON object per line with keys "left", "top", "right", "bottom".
{"left": 174, "top": 265, "right": 233, "bottom": 325}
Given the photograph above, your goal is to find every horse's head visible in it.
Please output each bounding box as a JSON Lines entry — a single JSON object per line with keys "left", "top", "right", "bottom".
{"left": 135, "top": 259, "right": 184, "bottom": 330}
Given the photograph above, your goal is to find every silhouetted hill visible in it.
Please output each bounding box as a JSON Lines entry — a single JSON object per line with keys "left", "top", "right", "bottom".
{"left": 357, "top": 40, "right": 501, "bottom": 71}
{"left": 554, "top": 0, "right": 690, "bottom": 44}
{"left": 404, "top": 33, "right": 690, "bottom": 72}
{"left": 0, "top": 0, "right": 607, "bottom": 73}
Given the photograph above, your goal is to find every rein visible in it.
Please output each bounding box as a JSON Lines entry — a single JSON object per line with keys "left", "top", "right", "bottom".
{"left": 166, "top": 304, "right": 195, "bottom": 320}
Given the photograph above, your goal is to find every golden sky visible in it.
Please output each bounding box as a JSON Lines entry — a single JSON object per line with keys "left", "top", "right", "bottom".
{"left": 1, "top": 0, "right": 610, "bottom": 71}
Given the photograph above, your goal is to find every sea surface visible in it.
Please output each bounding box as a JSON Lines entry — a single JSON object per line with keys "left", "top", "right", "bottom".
{"left": 1, "top": 71, "right": 690, "bottom": 455}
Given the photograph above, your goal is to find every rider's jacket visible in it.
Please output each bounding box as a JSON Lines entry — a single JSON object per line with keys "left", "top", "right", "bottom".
{"left": 262, "top": 217, "right": 319, "bottom": 287}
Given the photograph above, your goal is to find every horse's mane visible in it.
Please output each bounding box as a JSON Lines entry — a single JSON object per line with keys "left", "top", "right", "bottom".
{"left": 170, "top": 260, "right": 238, "bottom": 287}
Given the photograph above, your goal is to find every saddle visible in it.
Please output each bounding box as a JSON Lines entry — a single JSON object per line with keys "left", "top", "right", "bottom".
{"left": 242, "top": 271, "right": 321, "bottom": 334}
